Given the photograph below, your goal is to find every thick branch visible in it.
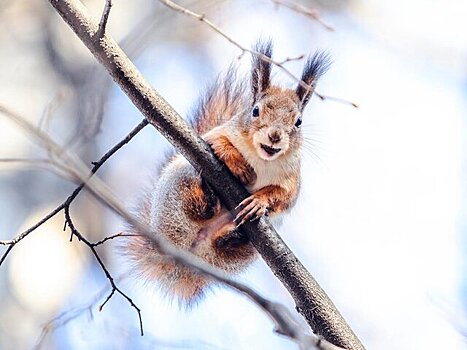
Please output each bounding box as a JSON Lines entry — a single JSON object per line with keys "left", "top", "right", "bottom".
{"left": 1, "top": 105, "right": 342, "bottom": 350}
{"left": 46, "top": 1, "right": 364, "bottom": 349}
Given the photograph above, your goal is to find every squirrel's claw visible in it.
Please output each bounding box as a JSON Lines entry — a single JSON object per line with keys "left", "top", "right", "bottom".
{"left": 235, "top": 196, "right": 251, "bottom": 211}
{"left": 234, "top": 196, "right": 268, "bottom": 228}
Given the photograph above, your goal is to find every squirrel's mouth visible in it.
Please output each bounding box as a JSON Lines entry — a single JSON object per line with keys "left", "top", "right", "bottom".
{"left": 260, "top": 144, "right": 281, "bottom": 156}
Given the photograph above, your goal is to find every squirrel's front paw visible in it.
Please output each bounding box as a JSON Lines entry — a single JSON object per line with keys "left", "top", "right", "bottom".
{"left": 233, "top": 195, "right": 269, "bottom": 227}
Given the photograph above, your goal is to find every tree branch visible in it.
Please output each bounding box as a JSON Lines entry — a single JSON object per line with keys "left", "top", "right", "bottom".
{"left": 1, "top": 105, "right": 343, "bottom": 350}
{"left": 97, "top": 0, "right": 112, "bottom": 37}
{"left": 0, "top": 107, "right": 149, "bottom": 335}
{"left": 45, "top": 1, "right": 365, "bottom": 349}
{"left": 271, "top": 0, "right": 335, "bottom": 32}
{"left": 35, "top": 280, "right": 111, "bottom": 349}
{"left": 158, "top": 0, "right": 356, "bottom": 108}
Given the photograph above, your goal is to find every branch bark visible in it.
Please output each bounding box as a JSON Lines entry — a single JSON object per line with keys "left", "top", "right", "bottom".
{"left": 0, "top": 103, "right": 343, "bottom": 350}
{"left": 46, "top": 1, "right": 365, "bottom": 349}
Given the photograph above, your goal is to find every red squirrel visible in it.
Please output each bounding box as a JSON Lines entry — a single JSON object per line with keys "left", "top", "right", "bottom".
{"left": 125, "top": 40, "right": 330, "bottom": 303}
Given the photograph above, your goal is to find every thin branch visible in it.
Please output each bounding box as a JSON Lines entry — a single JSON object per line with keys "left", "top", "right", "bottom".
{"left": 0, "top": 204, "right": 64, "bottom": 246}
{"left": 35, "top": 282, "right": 111, "bottom": 349}
{"left": 0, "top": 118, "right": 148, "bottom": 268}
{"left": 67, "top": 118, "right": 149, "bottom": 206}
{"left": 271, "top": 0, "right": 335, "bottom": 32}
{"left": 0, "top": 245, "right": 14, "bottom": 266}
{"left": 0, "top": 110, "right": 149, "bottom": 335}
{"left": 0, "top": 157, "right": 81, "bottom": 181}
{"left": 0, "top": 205, "right": 64, "bottom": 268}
{"left": 158, "top": 0, "right": 356, "bottom": 108}
{"left": 46, "top": 1, "right": 364, "bottom": 349}
{"left": 314, "top": 93, "right": 359, "bottom": 108}
{"left": 63, "top": 207, "right": 144, "bottom": 335}
{"left": 0, "top": 157, "right": 54, "bottom": 166}
{"left": 63, "top": 118, "right": 149, "bottom": 241}
{"left": 97, "top": 0, "right": 113, "bottom": 37}
{"left": 92, "top": 232, "right": 139, "bottom": 247}
{"left": 277, "top": 54, "right": 305, "bottom": 65}
{"left": 38, "top": 91, "right": 67, "bottom": 134}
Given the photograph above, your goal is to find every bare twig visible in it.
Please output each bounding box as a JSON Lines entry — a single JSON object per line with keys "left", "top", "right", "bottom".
{"left": 92, "top": 232, "right": 139, "bottom": 247}
{"left": 0, "top": 106, "right": 149, "bottom": 335}
{"left": 0, "top": 157, "right": 52, "bottom": 164}
{"left": 0, "top": 157, "right": 80, "bottom": 181}
{"left": 63, "top": 118, "right": 149, "bottom": 242}
{"left": 35, "top": 278, "right": 115, "bottom": 349}
{"left": 46, "top": 1, "right": 364, "bottom": 348}
{"left": 158, "top": 0, "right": 356, "bottom": 108}
{"left": 63, "top": 206, "right": 143, "bottom": 335}
{"left": 277, "top": 54, "right": 305, "bottom": 65}
{"left": 38, "top": 91, "right": 68, "bottom": 134}
{"left": 0, "top": 245, "right": 14, "bottom": 266}
{"left": 271, "top": 0, "right": 335, "bottom": 31}
{"left": 0, "top": 206, "right": 64, "bottom": 265}
{"left": 314, "top": 93, "right": 359, "bottom": 108}
{"left": 97, "top": 0, "right": 113, "bottom": 37}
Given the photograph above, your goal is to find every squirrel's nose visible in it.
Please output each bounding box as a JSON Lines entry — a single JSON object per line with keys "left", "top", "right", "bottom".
{"left": 268, "top": 130, "right": 281, "bottom": 144}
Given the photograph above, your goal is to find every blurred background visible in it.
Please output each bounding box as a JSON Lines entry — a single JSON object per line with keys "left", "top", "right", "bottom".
{"left": 0, "top": 0, "right": 466, "bottom": 349}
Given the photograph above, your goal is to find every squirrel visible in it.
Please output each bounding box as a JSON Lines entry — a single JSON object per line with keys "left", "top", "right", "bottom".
{"left": 125, "top": 40, "right": 330, "bottom": 304}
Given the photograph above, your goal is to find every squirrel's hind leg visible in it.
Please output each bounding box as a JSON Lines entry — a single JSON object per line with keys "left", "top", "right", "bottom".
{"left": 182, "top": 177, "right": 221, "bottom": 221}
{"left": 193, "top": 208, "right": 256, "bottom": 270}
{"left": 191, "top": 210, "right": 245, "bottom": 250}
{"left": 186, "top": 177, "right": 247, "bottom": 250}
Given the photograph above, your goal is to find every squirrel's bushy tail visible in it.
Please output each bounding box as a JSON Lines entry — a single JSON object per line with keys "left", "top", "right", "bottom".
{"left": 124, "top": 158, "right": 256, "bottom": 305}
{"left": 189, "top": 66, "right": 248, "bottom": 135}
{"left": 124, "top": 176, "right": 212, "bottom": 304}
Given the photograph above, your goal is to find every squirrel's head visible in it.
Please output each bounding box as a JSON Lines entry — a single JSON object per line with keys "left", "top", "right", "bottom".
{"left": 245, "top": 40, "right": 330, "bottom": 161}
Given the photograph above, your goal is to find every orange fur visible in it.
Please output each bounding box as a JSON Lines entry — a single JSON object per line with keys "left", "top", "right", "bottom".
{"left": 204, "top": 134, "right": 257, "bottom": 186}
{"left": 124, "top": 39, "right": 329, "bottom": 303}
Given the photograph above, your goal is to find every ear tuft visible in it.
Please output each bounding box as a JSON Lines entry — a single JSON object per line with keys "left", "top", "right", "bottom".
{"left": 251, "top": 39, "right": 273, "bottom": 101}
{"left": 296, "top": 51, "right": 331, "bottom": 109}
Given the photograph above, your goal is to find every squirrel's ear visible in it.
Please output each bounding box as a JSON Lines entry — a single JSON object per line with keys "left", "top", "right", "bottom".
{"left": 296, "top": 51, "right": 331, "bottom": 110}
{"left": 251, "top": 39, "right": 273, "bottom": 101}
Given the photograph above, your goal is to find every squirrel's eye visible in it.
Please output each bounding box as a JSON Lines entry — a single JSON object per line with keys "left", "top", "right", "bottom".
{"left": 295, "top": 117, "right": 302, "bottom": 128}
{"left": 252, "top": 106, "right": 260, "bottom": 117}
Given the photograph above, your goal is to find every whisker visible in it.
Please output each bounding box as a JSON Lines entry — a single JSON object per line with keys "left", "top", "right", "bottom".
{"left": 301, "top": 131, "right": 325, "bottom": 137}
{"left": 300, "top": 144, "right": 325, "bottom": 166}
{"left": 302, "top": 137, "right": 326, "bottom": 146}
